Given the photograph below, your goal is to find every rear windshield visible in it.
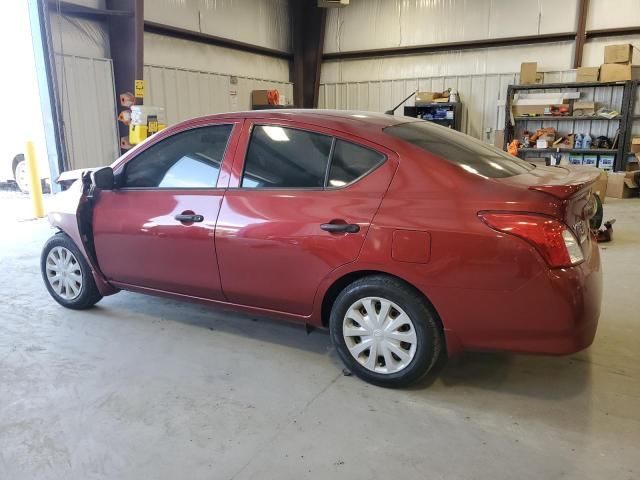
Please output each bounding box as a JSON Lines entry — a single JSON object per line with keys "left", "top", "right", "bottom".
{"left": 384, "top": 121, "right": 534, "bottom": 178}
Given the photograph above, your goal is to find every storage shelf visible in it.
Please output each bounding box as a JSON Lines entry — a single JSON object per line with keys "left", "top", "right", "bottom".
{"left": 518, "top": 148, "right": 615, "bottom": 154}
{"left": 514, "top": 116, "right": 620, "bottom": 121}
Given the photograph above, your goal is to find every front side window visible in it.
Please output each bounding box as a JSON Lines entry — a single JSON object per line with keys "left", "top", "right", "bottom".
{"left": 384, "top": 121, "right": 534, "bottom": 178}
{"left": 122, "top": 124, "right": 233, "bottom": 188}
{"left": 241, "top": 125, "right": 333, "bottom": 188}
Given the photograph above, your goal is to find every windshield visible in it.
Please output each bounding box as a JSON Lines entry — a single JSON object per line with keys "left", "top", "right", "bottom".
{"left": 384, "top": 121, "right": 534, "bottom": 178}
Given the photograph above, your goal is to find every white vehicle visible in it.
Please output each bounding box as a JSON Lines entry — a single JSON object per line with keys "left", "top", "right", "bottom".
{"left": 0, "top": 129, "right": 50, "bottom": 193}
{"left": 0, "top": 141, "right": 27, "bottom": 192}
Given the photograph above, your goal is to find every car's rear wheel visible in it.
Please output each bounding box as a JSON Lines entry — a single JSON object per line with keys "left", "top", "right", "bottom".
{"left": 330, "top": 275, "right": 443, "bottom": 388}
{"left": 41, "top": 233, "right": 103, "bottom": 309}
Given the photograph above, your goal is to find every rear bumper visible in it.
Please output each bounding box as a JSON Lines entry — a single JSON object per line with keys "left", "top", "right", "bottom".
{"left": 440, "top": 238, "right": 602, "bottom": 356}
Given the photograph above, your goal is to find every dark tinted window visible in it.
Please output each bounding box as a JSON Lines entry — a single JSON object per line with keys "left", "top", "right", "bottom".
{"left": 123, "top": 125, "right": 232, "bottom": 188}
{"left": 384, "top": 121, "right": 534, "bottom": 178}
{"left": 327, "top": 140, "right": 385, "bottom": 187}
{"left": 241, "top": 125, "right": 332, "bottom": 188}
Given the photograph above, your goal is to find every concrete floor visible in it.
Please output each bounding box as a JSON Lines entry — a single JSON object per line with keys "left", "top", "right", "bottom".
{"left": 1, "top": 189, "right": 639, "bottom": 480}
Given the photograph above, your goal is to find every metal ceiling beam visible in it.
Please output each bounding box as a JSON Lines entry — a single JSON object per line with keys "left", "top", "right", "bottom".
{"left": 586, "top": 26, "right": 640, "bottom": 39}
{"left": 144, "top": 21, "right": 293, "bottom": 60}
{"left": 290, "top": 0, "right": 326, "bottom": 108}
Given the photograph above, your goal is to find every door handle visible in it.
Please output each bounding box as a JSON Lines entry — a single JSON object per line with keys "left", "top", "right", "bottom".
{"left": 320, "top": 222, "right": 360, "bottom": 233}
{"left": 175, "top": 214, "right": 204, "bottom": 223}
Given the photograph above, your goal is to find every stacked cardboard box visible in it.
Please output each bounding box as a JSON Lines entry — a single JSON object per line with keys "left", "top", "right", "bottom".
{"left": 600, "top": 44, "right": 639, "bottom": 82}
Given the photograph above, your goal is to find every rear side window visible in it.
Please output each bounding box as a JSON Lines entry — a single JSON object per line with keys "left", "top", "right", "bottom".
{"left": 241, "top": 126, "right": 332, "bottom": 188}
{"left": 384, "top": 121, "right": 534, "bottom": 178}
{"left": 327, "top": 140, "right": 385, "bottom": 188}
{"left": 123, "top": 125, "right": 232, "bottom": 188}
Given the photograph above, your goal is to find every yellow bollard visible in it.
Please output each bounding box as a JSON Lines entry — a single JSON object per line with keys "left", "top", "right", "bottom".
{"left": 25, "top": 141, "right": 45, "bottom": 218}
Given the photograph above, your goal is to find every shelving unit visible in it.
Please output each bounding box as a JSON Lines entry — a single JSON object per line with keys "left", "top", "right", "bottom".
{"left": 403, "top": 102, "right": 463, "bottom": 131}
{"left": 503, "top": 80, "right": 638, "bottom": 171}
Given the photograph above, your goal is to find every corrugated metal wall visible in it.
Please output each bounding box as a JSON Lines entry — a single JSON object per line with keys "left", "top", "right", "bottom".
{"left": 54, "top": 54, "right": 120, "bottom": 169}
{"left": 319, "top": 70, "right": 640, "bottom": 144}
{"left": 143, "top": 64, "right": 294, "bottom": 125}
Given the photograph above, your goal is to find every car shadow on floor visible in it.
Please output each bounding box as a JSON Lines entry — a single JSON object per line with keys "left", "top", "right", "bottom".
{"left": 417, "top": 349, "right": 592, "bottom": 400}
{"left": 91, "top": 291, "right": 334, "bottom": 357}
{"left": 90, "top": 292, "right": 592, "bottom": 398}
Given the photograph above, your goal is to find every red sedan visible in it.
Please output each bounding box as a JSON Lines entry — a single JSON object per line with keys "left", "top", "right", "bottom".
{"left": 41, "top": 110, "right": 602, "bottom": 387}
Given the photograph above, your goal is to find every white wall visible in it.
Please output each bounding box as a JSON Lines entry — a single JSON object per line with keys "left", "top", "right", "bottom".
{"left": 144, "top": 0, "right": 291, "bottom": 82}
{"left": 320, "top": 0, "right": 640, "bottom": 83}
{"left": 144, "top": 0, "right": 290, "bottom": 52}
{"left": 144, "top": 33, "right": 290, "bottom": 83}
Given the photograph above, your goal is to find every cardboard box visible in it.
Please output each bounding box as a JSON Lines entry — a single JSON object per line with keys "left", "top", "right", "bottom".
{"left": 593, "top": 170, "right": 608, "bottom": 202}
{"left": 494, "top": 130, "right": 505, "bottom": 149}
{"left": 520, "top": 62, "right": 539, "bottom": 85}
{"left": 604, "top": 44, "right": 633, "bottom": 64}
{"left": 583, "top": 154, "right": 598, "bottom": 167}
{"left": 512, "top": 103, "right": 569, "bottom": 116}
{"left": 251, "top": 90, "right": 270, "bottom": 106}
{"left": 627, "top": 155, "right": 640, "bottom": 171}
{"left": 606, "top": 171, "right": 639, "bottom": 199}
{"left": 576, "top": 67, "right": 599, "bottom": 82}
{"left": 573, "top": 101, "right": 596, "bottom": 116}
{"left": 630, "top": 137, "right": 640, "bottom": 154}
{"left": 415, "top": 91, "right": 446, "bottom": 106}
{"left": 599, "top": 64, "right": 640, "bottom": 82}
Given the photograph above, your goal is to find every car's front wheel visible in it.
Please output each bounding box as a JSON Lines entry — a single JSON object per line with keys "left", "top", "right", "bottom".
{"left": 330, "top": 275, "right": 443, "bottom": 388}
{"left": 41, "top": 233, "right": 103, "bottom": 309}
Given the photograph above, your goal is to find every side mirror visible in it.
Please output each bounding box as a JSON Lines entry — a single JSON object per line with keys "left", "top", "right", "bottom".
{"left": 91, "top": 166, "right": 115, "bottom": 190}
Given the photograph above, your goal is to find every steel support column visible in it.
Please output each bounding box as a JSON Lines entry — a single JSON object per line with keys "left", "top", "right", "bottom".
{"left": 574, "top": 0, "right": 589, "bottom": 68}
{"left": 290, "top": 0, "right": 326, "bottom": 108}
{"left": 106, "top": 0, "right": 143, "bottom": 154}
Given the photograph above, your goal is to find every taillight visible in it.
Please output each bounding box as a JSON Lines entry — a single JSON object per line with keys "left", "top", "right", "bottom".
{"left": 479, "top": 212, "right": 584, "bottom": 268}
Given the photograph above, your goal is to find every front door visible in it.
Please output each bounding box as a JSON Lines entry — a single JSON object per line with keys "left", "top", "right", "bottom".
{"left": 92, "top": 121, "right": 240, "bottom": 299}
{"left": 215, "top": 121, "right": 398, "bottom": 315}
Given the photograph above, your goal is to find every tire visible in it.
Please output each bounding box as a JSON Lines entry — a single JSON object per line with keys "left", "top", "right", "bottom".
{"left": 330, "top": 275, "right": 443, "bottom": 388}
{"left": 41, "top": 233, "right": 103, "bottom": 310}
{"left": 13, "top": 158, "right": 28, "bottom": 193}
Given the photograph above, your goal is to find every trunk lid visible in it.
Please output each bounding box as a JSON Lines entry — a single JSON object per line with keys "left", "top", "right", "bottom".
{"left": 498, "top": 165, "right": 600, "bottom": 248}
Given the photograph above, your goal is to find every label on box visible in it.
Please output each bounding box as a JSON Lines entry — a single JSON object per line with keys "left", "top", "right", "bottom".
{"left": 569, "top": 155, "right": 583, "bottom": 165}
{"left": 583, "top": 155, "right": 598, "bottom": 166}
{"left": 599, "top": 155, "right": 615, "bottom": 171}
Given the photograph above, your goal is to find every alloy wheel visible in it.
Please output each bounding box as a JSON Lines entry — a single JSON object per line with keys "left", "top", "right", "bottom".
{"left": 45, "top": 246, "right": 83, "bottom": 300}
{"left": 342, "top": 296, "right": 417, "bottom": 374}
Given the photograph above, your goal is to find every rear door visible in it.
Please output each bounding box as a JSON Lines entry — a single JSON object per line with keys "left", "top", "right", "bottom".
{"left": 92, "top": 121, "right": 241, "bottom": 299}
{"left": 215, "top": 121, "right": 398, "bottom": 315}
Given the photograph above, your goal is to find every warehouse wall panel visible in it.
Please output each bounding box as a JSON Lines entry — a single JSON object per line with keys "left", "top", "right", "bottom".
{"left": 54, "top": 54, "right": 120, "bottom": 169}
{"left": 143, "top": 64, "right": 293, "bottom": 125}
{"left": 50, "top": 12, "right": 109, "bottom": 58}
{"left": 144, "top": 33, "right": 290, "bottom": 84}
{"left": 324, "top": 0, "right": 579, "bottom": 54}
{"left": 144, "top": 0, "right": 291, "bottom": 53}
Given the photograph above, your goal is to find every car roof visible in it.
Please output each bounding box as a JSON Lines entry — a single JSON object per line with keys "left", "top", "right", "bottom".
{"left": 184, "top": 109, "right": 416, "bottom": 140}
